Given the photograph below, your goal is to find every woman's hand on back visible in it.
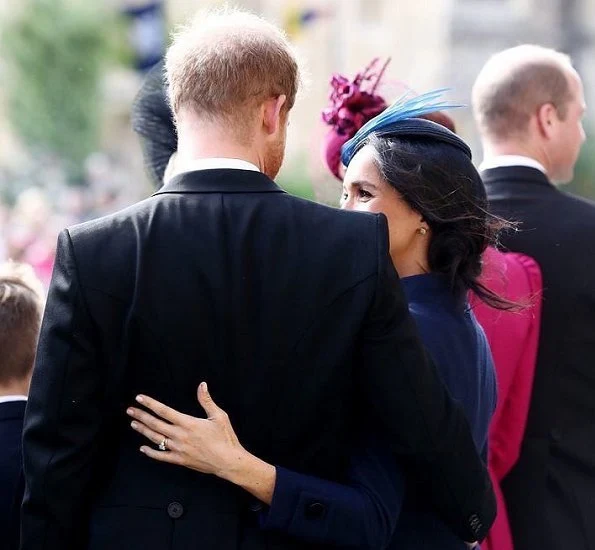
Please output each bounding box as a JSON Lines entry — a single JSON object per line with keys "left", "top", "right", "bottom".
{"left": 127, "top": 382, "right": 244, "bottom": 477}
{"left": 126, "top": 383, "right": 277, "bottom": 504}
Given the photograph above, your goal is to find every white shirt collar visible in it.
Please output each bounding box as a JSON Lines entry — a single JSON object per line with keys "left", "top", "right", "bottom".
{"left": 479, "top": 155, "right": 547, "bottom": 175}
{"left": 0, "top": 395, "right": 27, "bottom": 404}
{"left": 175, "top": 158, "right": 260, "bottom": 178}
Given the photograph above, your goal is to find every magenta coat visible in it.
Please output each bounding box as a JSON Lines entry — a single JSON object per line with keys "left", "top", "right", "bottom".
{"left": 472, "top": 247, "right": 542, "bottom": 550}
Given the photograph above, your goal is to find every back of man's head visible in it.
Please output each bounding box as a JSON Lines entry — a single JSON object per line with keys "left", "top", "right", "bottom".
{"left": 472, "top": 45, "right": 585, "bottom": 183}
{"left": 166, "top": 8, "right": 300, "bottom": 131}
{"left": 472, "top": 45, "right": 573, "bottom": 141}
{"left": 0, "top": 262, "right": 44, "bottom": 390}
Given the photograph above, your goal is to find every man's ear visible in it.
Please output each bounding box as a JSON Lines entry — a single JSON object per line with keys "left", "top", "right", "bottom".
{"left": 262, "top": 95, "right": 287, "bottom": 136}
{"left": 536, "top": 102, "right": 559, "bottom": 139}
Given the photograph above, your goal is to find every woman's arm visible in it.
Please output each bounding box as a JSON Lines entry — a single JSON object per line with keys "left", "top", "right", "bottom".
{"left": 260, "top": 441, "right": 404, "bottom": 548}
{"left": 127, "top": 383, "right": 404, "bottom": 549}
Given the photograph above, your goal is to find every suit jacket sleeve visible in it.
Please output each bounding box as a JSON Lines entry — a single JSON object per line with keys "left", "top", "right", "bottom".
{"left": 21, "top": 229, "right": 104, "bottom": 549}
{"left": 359, "top": 214, "right": 495, "bottom": 542}
{"left": 260, "top": 438, "right": 404, "bottom": 549}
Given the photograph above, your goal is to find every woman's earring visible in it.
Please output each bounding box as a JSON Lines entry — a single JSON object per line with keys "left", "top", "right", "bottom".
{"left": 417, "top": 227, "right": 428, "bottom": 236}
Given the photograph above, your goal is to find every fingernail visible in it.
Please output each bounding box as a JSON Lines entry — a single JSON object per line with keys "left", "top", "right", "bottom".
{"left": 200, "top": 382, "right": 207, "bottom": 391}
{"left": 126, "top": 408, "right": 134, "bottom": 416}
{"left": 131, "top": 421, "right": 138, "bottom": 429}
{"left": 140, "top": 446, "right": 146, "bottom": 454}
{"left": 136, "top": 395, "right": 144, "bottom": 403}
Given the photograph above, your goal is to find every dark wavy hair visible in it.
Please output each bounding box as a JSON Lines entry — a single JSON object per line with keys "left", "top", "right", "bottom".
{"left": 364, "top": 133, "right": 514, "bottom": 309}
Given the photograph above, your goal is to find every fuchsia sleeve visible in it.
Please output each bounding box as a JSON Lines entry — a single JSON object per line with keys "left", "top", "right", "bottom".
{"left": 471, "top": 247, "right": 543, "bottom": 550}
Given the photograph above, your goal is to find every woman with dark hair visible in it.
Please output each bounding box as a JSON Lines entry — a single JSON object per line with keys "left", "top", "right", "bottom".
{"left": 341, "top": 130, "right": 504, "bottom": 307}
{"left": 126, "top": 87, "right": 499, "bottom": 548}
{"left": 336, "top": 91, "right": 541, "bottom": 550}
{"left": 323, "top": 64, "right": 541, "bottom": 550}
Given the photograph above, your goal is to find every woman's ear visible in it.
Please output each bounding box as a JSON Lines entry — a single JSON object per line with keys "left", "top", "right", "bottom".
{"left": 416, "top": 215, "right": 430, "bottom": 236}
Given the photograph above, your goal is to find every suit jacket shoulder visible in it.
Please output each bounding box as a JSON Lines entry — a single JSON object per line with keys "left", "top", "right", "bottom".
{"left": 66, "top": 187, "right": 387, "bottom": 304}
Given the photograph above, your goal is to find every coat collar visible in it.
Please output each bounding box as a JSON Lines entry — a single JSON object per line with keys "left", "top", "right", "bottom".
{"left": 479, "top": 155, "right": 547, "bottom": 174}
{"left": 480, "top": 165, "right": 553, "bottom": 188}
{"left": 153, "top": 169, "right": 286, "bottom": 196}
{"left": 0, "top": 400, "right": 27, "bottom": 422}
{"left": 402, "top": 273, "right": 466, "bottom": 310}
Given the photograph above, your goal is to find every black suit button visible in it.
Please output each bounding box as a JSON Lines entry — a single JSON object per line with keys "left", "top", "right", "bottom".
{"left": 167, "top": 501, "right": 184, "bottom": 519}
{"left": 248, "top": 500, "right": 263, "bottom": 512}
{"left": 305, "top": 502, "right": 326, "bottom": 519}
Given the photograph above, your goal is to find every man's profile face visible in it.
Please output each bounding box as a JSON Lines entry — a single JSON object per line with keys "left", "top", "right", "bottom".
{"left": 550, "top": 71, "right": 587, "bottom": 184}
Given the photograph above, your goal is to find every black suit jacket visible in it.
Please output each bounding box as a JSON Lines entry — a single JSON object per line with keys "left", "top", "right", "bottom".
{"left": 21, "top": 169, "right": 494, "bottom": 549}
{"left": 483, "top": 166, "right": 595, "bottom": 550}
{"left": 0, "top": 400, "right": 26, "bottom": 549}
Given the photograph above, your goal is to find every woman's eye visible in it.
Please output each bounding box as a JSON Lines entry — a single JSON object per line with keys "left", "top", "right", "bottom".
{"left": 358, "top": 189, "right": 373, "bottom": 199}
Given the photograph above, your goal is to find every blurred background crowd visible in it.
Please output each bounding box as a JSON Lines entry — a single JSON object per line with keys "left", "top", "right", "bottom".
{"left": 1, "top": 0, "right": 595, "bottom": 286}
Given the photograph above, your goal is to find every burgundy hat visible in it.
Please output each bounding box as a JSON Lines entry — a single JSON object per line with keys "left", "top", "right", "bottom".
{"left": 321, "top": 58, "right": 390, "bottom": 179}
{"left": 321, "top": 58, "right": 458, "bottom": 180}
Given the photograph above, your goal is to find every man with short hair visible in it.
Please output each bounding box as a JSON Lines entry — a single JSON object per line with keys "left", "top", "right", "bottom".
{"left": 0, "top": 262, "right": 44, "bottom": 548}
{"left": 22, "top": 9, "right": 494, "bottom": 549}
{"left": 473, "top": 44, "right": 594, "bottom": 550}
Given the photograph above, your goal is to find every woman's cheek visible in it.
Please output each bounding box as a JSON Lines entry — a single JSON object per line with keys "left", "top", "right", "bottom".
{"left": 361, "top": 200, "right": 381, "bottom": 214}
{"left": 351, "top": 201, "right": 372, "bottom": 213}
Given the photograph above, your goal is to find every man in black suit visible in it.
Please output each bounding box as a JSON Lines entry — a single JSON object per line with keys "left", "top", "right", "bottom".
{"left": 0, "top": 262, "right": 44, "bottom": 549}
{"left": 21, "top": 9, "right": 494, "bottom": 550}
{"left": 473, "top": 44, "right": 593, "bottom": 550}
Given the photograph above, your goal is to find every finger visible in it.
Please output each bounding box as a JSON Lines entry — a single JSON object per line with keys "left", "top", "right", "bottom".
{"left": 130, "top": 421, "right": 172, "bottom": 447}
{"left": 128, "top": 408, "right": 177, "bottom": 439}
{"left": 197, "top": 382, "right": 226, "bottom": 419}
{"left": 135, "top": 394, "right": 186, "bottom": 425}
{"left": 140, "top": 446, "right": 182, "bottom": 465}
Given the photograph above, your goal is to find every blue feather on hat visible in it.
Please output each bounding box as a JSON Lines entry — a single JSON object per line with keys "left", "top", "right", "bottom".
{"left": 341, "top": 88, "right": 463, "bottom": 167}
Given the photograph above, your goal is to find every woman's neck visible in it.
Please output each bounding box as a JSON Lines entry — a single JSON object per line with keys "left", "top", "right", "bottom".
{"left": 391, "top": 253, "right": 429, "bottom": 278}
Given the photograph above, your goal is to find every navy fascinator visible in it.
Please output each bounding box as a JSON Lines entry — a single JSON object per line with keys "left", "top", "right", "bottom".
{"left": 341, "top": 89, "right": 470, "bottom": 166}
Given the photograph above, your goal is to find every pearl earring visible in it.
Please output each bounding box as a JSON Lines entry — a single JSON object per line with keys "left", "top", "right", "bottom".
{"left": 418, "top": 227, "right": 428, "bottom": 236}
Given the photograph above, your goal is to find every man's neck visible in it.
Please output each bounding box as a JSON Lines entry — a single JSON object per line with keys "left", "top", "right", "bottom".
{"left": 0, "top": 378, "right": 29, "bottom": 398}
{"left": 479, "top": 142, "right": 549, "bottom": 176}
{"left": 481, "top": 141, "right": 549, "bottom": 173}
{"left": 176, "top": 147, "right": 261, "bottom": 169}
{"left": 176, "top": 120, "right": 263, "bottom": 172}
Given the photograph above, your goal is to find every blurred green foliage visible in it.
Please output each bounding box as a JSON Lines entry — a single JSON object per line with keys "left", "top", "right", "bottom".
{"left": 567, "top": 131, "right": 595, "bottom": 200}
{"left": 277, "top": 153, "right": 315, "bottom": 200}
{"left": 1, "top": 0, "right": 117, "bottom": 183}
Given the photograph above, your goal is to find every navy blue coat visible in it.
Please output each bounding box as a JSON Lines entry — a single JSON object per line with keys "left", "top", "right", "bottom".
{"left": 262, "top": 274, "right": 497, "bottom": 549}
{"left": 0, "top": 400, "right": 26, "bottom": 549}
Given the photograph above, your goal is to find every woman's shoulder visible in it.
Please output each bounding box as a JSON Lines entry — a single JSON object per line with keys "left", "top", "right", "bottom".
{"left": 409, "top": 288, "right": 496, "bottom": 446}
{"left": 480, "top": 247, "right": 542, "bottom": 298}
{"left": 403, "top": 274, "right": 489, "bottom": 357}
